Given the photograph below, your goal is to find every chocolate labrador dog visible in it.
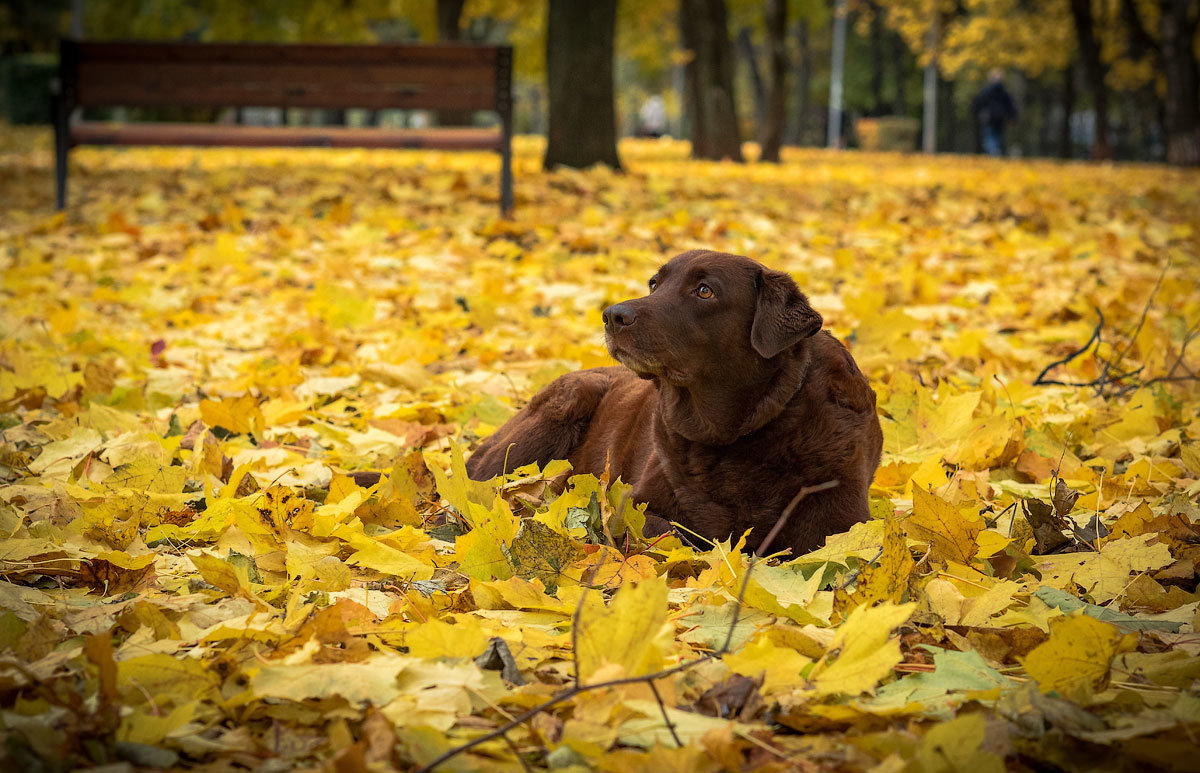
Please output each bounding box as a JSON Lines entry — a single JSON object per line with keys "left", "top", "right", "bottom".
{"left": 466, "top": 249, "right": 882, "bottom": 555}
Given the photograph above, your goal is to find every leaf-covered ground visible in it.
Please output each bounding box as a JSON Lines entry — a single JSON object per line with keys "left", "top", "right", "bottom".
{"left": 2, "top": 128, "right": 1200, "bottom": 772}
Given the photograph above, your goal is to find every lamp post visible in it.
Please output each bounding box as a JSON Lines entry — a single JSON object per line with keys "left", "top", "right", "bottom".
{"left": 827, "top": 0, "right": 847, "bottom": 148}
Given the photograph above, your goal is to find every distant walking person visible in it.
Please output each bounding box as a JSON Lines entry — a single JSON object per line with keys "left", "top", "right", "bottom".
{"left": 639, "top": 95, "right": 667, "bottom": 139}
{"left": 972, "top": 69, "right": 1018, "bottom": 157}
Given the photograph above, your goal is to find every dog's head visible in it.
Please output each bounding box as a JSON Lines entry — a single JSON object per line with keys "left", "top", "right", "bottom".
{"left": 603, "top": 250, "right": 822, "bottom": 387}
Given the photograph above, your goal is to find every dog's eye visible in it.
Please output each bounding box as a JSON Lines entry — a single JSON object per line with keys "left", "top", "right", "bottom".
{"left": 696, "top": 284, "right": 714, "bottom": 299}
{"left": 648, "top": 278, "right": 657, "bottom": 292}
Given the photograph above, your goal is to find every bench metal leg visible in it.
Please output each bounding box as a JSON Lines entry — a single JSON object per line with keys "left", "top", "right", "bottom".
{"left": 52, "top": 90, "right": 68, "bottom": 210}
{"left": 499, "top": 141, "right": 513, "bottom": 217}
{"left": 55, "top": 39, "right": 79, "bottom": 211}
{"left": 54, "top": 118, "right": 69, "bottom": 210}
{"left": 496, "top": 46, "right": 514, "bottom": 217}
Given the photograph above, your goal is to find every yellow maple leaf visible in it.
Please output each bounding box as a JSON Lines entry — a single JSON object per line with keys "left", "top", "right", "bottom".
{"left": 506, "top": 518, "right": 580, "bottom": 591}
{"left": 251, "top": 654, "right": 411, "bottom": 706}
{"left": 189, "top": 551, "right": 259, "bottom": 601}
{"left": 812, "top": 601, "right": 915, "bottom": 696}
{"left": 453, "top": 495, "right": 519, "bottom": 582}
{"left": 723, "top": 634, "right": 812, "bottom": 693}
{"left": 914, "top": 712, "right": 1006, "bottom": 773}
{"left": 835, "top": 517, "right": 913, "bottom": 613}
{"left": 344, "top": 539, "right": 435, "bottom": 581}
{"left": 1021, "top": 613, "right": 1136, "bottom": 703}
{"left": 405, "top": 617, "right": 488, "bottom": 660}
{"left": 118, "top": 702, "right": 197, "bottom": 746}
{"left": 1102, "top": 388, "right": 1160, "bottom": 442}
{"left": 563, "top": 544, "right": 657, "bottom": 589}
{"left": 117, "top": 652, "right": 218, "bottom": 707}
{"left": 27, "top": 427, "right": 102, "bottom": 476}
{"left": 199, "top": 394, "right": 263, "bottom": 435}
{"left": 0, "top": 347, "right": 82, "bottom": 400}
{"left": 575, "top": 577, "right": 671, "bottom": 681}
{"left": 905, "top": 485, "right": 983, "bottom": 563}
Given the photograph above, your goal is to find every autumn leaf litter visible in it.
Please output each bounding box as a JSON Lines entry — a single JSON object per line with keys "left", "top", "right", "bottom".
{"left": 2, "top": 132, "right": 1200, "bottom": 771}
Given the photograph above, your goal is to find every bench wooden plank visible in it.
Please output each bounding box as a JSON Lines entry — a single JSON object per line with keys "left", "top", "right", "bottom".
{"left": 78, "top": 63, "right": 497, "bottom": 110}
{"left": 72, "top": 122, "right": 504, "bottom": 151}
{"left": 75, "top": 41, "right": 501, "bottom": 67}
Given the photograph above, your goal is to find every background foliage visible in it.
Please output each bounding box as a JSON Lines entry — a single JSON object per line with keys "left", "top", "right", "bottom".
{"left": 3, "top": 0, "right": 1196, "bottom": 160}
{"left": 1, "top": 130, "right": 1199, "bottom": 770}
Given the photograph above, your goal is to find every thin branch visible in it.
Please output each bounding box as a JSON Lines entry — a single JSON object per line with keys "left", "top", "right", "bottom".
{"left": 840, "top": 545, "right": 885, "bottom": 591}
{"left": 570, "top": 587, "right": 586, "bottom": 689}
{"left": 734, "top": 727, "right": 819, "bottom": 771}
{"left": 755, "top": 480, "right": 840, "bottom": 560}
{"left": 721, "top": 480, "right": 838, "bottom": 655}
{"left": 1033, "top": 306, "right": 1104, "bottom": 386}
{"left": 414, "top": 656, "right": 712, "bottom": 773}
{"left": 667, "top": 520, "right": 714, "bottom": 552}
{"left": 416, "top": 479, "right": 840, "bottom": 773}
{"left": 1033, "top": 286, "right": 1200, "bottom": 398}
{"left": 500, "top": 731, "right": 534, "bottom": 773}
{"left": 719, "top": 566, "right": 759, "bottom": 657}
{"left": 1131, "top": 320, "right": 1200, "bottom": 394}
{"left": 648, "top": 680, "right": 683, "bottom": 747}
{"left": 1102, "top": 258, "right": 1170, "bottom": 385}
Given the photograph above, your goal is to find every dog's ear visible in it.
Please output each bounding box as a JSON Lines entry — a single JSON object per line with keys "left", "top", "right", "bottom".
{"left": 751, "top": 268, "right": 823, "bottom": 358}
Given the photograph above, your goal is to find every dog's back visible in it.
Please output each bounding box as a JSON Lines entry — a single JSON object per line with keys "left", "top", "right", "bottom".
{"left": 465, "top": 367, "right": 655, "bottom": 480}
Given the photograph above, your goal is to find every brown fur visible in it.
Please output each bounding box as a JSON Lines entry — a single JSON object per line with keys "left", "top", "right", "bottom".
{"left": 466, "top": 250, "right": 883, "bottom": 556}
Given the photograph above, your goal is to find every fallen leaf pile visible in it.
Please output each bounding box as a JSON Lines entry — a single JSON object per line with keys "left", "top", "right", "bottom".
{"left": 2, "top": 128, "right": 1199, "bottom": 771}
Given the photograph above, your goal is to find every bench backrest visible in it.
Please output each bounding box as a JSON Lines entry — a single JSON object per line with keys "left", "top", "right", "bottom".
{"left": 62, "top": 40, "right": 512, "bottom": 112}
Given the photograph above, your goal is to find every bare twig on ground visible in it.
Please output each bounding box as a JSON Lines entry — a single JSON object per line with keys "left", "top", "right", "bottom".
{"left": 1101, "top": 259, "right": 1170, "bottom": 386}
{"left": 1033, "top": 264, "right": 1199, "bottom": 397}
{"left": 648, "top": 680, "right": 683, "bottom": 747}
{"left": 1033, "top": 306, "right": 1105, "bottom": 388}
{"left": 1118, "top": 319, "right": 1200, "bottom": 396}
{"left": 414, "top": 480, "right": 839, "bottom": 773}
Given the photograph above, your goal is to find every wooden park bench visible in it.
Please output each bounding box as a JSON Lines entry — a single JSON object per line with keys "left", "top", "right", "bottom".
{"left": 53, "top": 40, "right": 514, "bottom": 213}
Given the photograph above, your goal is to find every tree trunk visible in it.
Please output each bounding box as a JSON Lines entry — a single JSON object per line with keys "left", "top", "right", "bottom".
{"left": 1160, "top": 0, "right": 1200, "bottom": 166}
{"left": 937, "top": 75, "right": 956, "bottom": 152}
{"left": 1037, "top": 77, "right": 1055, "bottom": 155}
{"left": 759, "top": 0, "right": 788, "bottom": 162}
{"left": 544, "top": 0, "right": 622, "bottom": 170}
{"left": 436, "top": 0, "right": 471, "bottom": 126}
{"left": 1060, "top": 64, "right": 1076, "bottom": 158}
{"left": 891, "top": 30, "right": 907, "bottom": 116}
{"left": 1010, "top": 70, "right": 1027, "bottom": 155}
{"left": 1122, "top": 0, "right": 1160, "bottom": 58}
{"left": 1068, "top": 0, "right": 1110, "bottom": 159}
{"left": 737, "top": 28, "right": 766, "bottom": 132}
{"left": 787, "top": 19, "right": 811, "bottom": 144}
{"left": 921, "top": 17, "right": 937, "bottom": 153}
{"left": 869, "top": 2, "right": 885, "bottom": 115}
{"left": 680, "top": 0, "right": 744, "bottom": 161}
{"left": 1118, "top": 0, "right": 1164, "bottom": 161}
{"left": 528, "top": 85, "right": 543, "bottom": 135}
{"left": 436, "top": 0, "right": 466, "bottom": 40}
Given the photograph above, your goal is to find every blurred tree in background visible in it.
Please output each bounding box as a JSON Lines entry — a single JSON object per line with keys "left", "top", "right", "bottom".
{"left": 543, "top": 0, "right": 621, "bottom": 170}
{"left": 681, "top": 0, "right": 744, "bottom": 160}
{"left": 1, "top": 0, "right": 1196, "bottom": 164}
{"left": 877, "top": 0, "right": 1197, "bottom": 163}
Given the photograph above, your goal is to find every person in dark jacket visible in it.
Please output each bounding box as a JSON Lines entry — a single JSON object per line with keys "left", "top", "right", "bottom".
{"left": 972, "top": 68, "right": 1018, "bottom": 156}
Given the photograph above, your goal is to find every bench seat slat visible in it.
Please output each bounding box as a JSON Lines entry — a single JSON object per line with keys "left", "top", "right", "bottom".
{"left": 71, "top": 122, "right": 504, "bottom": 151}
{"left": 76, "top": 41, "right": 501, "bottom": 67}
{"left": 78, "top": 62, "right": 498, "bottom": 110}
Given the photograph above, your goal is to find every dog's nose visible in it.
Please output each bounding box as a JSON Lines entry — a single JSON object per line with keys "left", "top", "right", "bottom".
{"left": 603, "top": 303, "right": 637, "bottom": 331}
